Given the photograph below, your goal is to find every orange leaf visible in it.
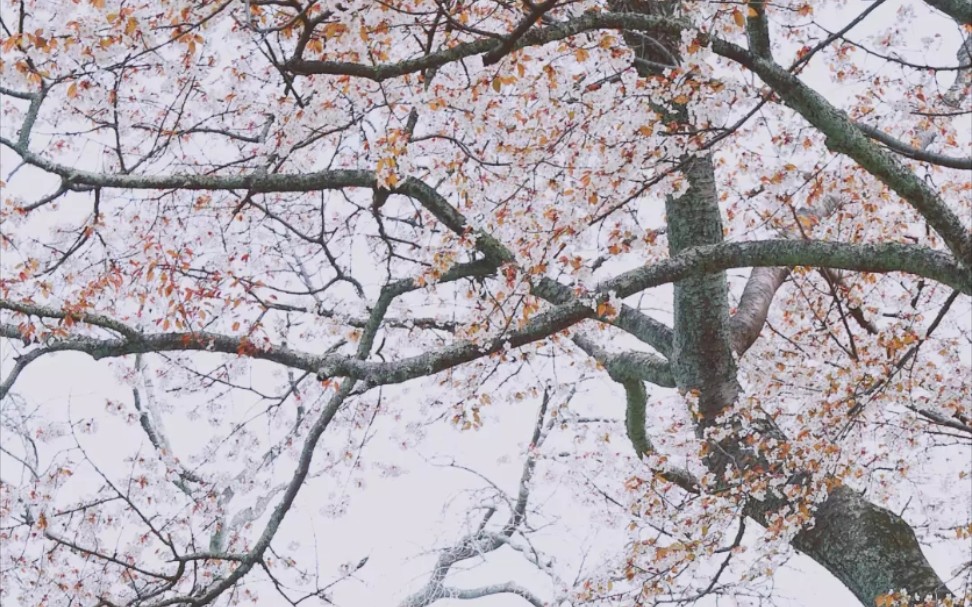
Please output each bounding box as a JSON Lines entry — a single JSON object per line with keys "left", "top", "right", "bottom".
{"left": 732, "top": 9, "right": 745, "bottom": 27}
{"left": 596, "top": 301, "right": 616, "bottom": 318}
{"left": 324, "top": 22, "right": 348, "bottom": 38}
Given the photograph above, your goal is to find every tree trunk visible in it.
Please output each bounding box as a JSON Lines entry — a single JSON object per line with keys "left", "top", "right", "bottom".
{"left": 624, "top": 7, "right": 955, "bottom": 597}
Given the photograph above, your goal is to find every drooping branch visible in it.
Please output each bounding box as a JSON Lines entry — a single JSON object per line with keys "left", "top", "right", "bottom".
{"left": 571, "top": 335, "right": 674, "bottom": 388}
{"left": 854, "top": 123, "right": 972, "bottom": 170}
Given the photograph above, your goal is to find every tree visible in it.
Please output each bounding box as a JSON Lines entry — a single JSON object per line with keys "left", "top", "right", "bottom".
{"left": 0, "top": 0, "right": 969, "bottom": 605}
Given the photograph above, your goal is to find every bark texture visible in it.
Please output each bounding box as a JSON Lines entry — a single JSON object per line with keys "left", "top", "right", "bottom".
{"left": 790, "top": 485, "right": 951, "bottom": 605}
{"left": 620, "top": 5, "right": 954, "bottom": 604}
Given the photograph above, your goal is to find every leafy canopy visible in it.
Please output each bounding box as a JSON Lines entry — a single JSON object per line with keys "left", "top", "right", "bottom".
{"left": 0, "top": 1, "right": 970, "bottom": 606}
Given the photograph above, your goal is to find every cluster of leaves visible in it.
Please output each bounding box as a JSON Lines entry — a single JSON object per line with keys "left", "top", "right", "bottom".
{"left": 0, "top": 1, "right": 969, "bottom": 606}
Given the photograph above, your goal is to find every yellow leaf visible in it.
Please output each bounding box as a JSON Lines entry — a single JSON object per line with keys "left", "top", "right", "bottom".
{"left": 67, "top": 82, "right": 78, "bottom": 99}
{"left": 492, "top": 77, "right": 502, "bottom": 92}
{"left": 747, "top": 6, "right": 759, "bottom": 17}
{"left": 732, "top": 9, "right": 745, "bottom": 27}
{"left": 574, "top": 47, "right": 590, "bottom": 62}
{"left": 673, "top": 94, "right": 690, "bottom": 104}
{"left": 125, "top": 17, "right": 138, "bottom": 36}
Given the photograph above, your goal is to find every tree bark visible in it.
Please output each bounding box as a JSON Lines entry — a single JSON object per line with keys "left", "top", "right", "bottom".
{"left": 789, "top": 485, "right": 951, "bottom": 605}
{"left": 619, "top": 5, "right": 954, "bottom": 604}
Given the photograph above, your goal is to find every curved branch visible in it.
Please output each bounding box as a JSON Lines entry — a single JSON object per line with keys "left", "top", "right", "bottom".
{"left": 481, "top": 0, "right": 560, "bottom": 66}
{"left": 435, "top": 582, "right": 545, "bottom": 606}
{"left": 400, "top": 394, "right": 557, "bottom": 607}
{"left": 285, "top": 12, "right": 686, "bottom": 81}
{"left": 728, "top": 267, "right": 791, "bottom": 355}
{"left": 571, "top": 335, "right": 674, "bottom": 388}
{"left": 0, "top": 300, "right": 141, "bottom": 338}
{"left": 855, "top": 123, "right": 972, "bottom": 170}
{"left": 2, "top": 239, "right": 966, "bottom": 397}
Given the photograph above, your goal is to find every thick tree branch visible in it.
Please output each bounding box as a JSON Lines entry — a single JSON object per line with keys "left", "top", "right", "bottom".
{"left": 2, "top": 239, "right": 964, "bottom": 397}
{"left": 788, "top": 485, "right": 953, "bottom": 604}
{"left": 571, "top": 335, "right": 675, "bottom": 388}
{"left": 603, "top": 239, "right": 970, "bottom": 300}
{"left": 623, "top": 13, "right": 955, "bottom": 603}
{"left": 745, "top": 1, "right": 772, "bottom": 58}
{"left": 2, "top": 239, "right": 966, "bottom": 400}
{"left": 855, "top": 123, "right": 972, "bottom": 170}
{"left": 729, "top": 267, "right": 790, "bottom": 355}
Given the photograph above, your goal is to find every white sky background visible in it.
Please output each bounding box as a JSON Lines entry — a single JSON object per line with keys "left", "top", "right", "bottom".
{"left": 1, "top": 351, "right": 875, "bottom": 606}
{"left": 1, "top": 1, "right": 971, "bottom": 606}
